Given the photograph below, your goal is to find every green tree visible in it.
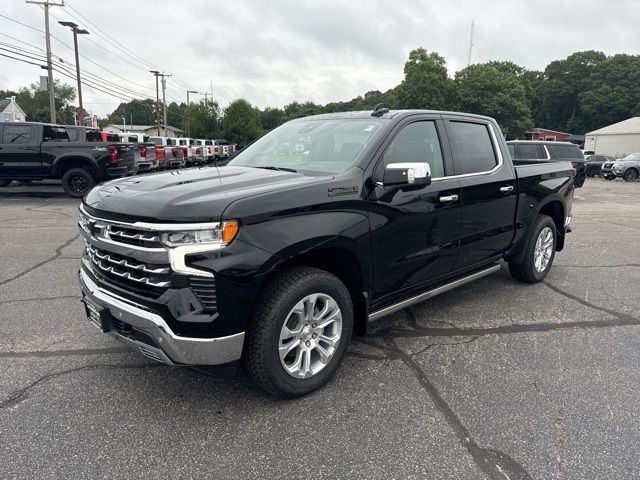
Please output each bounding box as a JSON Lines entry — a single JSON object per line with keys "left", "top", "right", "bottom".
{"left": 182, "top": 98, "right": 220, "bottom": 138}
{"left": 396, "top": 48, "right": 455, "bottom": 110}
{"left": 221, "top": 99, "right": 263, "bottom": 144}
{"left": 455, "top": 63, "right": 533, "bottom": 137}
{"left": 536, "top": 50, "right": 606, "bottom": 132}
{"left": 1, "top": 80, "right": 76, "bottom": 123}
{"left": 260, "top": 106, "right": 285, "bottom": 130}
{"left": 107, "top": 99, "right": 155, "bottom": 126}
{"left": 283, "top": 101, "right": 322, "bottom": 120}
{"left": 167, "top": 101, "right": 187, "bottom": 129}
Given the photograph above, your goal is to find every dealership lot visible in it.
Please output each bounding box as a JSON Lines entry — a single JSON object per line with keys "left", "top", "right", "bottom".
{"left": 1, "top": 179, "right": 639, "bottom": 479}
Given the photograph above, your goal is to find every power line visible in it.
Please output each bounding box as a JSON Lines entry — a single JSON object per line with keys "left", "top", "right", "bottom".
{"left": 0, "top": 42, "right": 155, "bottom": 101}
{"left": 65, "top": 0, "right": 161, "bottom": 71}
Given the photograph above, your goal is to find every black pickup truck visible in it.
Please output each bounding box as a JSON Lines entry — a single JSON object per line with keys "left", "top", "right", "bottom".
{"left": 78, "top": 109, "right": 574, "bottom": 396}
{"left": 0, "top": 122, "right": 135, "bottom": 197}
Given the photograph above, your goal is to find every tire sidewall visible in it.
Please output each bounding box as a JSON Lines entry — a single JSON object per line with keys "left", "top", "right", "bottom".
{"left": 527, "top": 217, "right": 556, "bottom": 282}
{"left": 62, "top": 168, "right": 95, "bottom": 198}
{"left": 624, "top": 169, "right": 638, "bottom": 182}
{"left": 260, "top": 274, "right": 353, "bottom": 396}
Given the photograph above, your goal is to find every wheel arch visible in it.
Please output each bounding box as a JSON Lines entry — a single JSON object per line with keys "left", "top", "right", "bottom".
{"left": 256, "top": 243, "right": 369, "bottom": 337}
{"left": 54, "top": 155, "right": 98, "bottom": 178}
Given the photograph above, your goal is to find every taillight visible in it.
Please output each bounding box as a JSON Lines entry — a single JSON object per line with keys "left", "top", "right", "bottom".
{"left": 155, "top": 146, "right": 165, "bottom": 160}
{"left": 196, "top": 147, "right": 202, "bottom": 155}
{"left": 139, "top": 144, "right": 147, "bottom": 158}
{"left": 214, "top": 146, "right": 219, "bottom": 153}
{"left": 171, "top": 147, "right": 178, "bottom": 158}
{"left": 182, "top": 147, "right": 188, "bottom": 157}
{"left": 108, "top": 145, "right": 119, "bottom": 164}
{"left": 571, "top": 168, "right": 577, "bottom": 177}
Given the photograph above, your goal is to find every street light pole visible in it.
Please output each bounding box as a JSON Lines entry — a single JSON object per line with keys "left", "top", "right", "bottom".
{"left": 59, "top": 21, "right": 88, "bottom": 126}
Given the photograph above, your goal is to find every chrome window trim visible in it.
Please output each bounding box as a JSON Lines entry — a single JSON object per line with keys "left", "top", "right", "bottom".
{"left": 542, "top": 145, "right": 551, "bottom": 160}
{"left": 431, "top": 123, "right": 503, "bottom": 182}
{"left": 79, "top": 204, "right": 219, "bottom": 232}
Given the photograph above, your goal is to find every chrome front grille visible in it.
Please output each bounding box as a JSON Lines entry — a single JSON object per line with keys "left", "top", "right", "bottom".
{"left": 107, "top": 225, "right": 163, "bottom": 248}
{"left": 86, "top": 242, "right": 171, "bottom": 288}
{"left": 603, "top": 163, "right": 613, "bottom": 169}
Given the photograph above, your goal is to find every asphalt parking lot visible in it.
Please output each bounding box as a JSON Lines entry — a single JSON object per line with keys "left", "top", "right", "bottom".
{"left": 1, "top": 178, "right": 639, "bottom": 479}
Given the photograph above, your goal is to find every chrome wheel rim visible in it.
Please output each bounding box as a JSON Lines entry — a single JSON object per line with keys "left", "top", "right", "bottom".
{"left": 278, "top": 293, "right": 342, "bottom": 379}
{"left": 534, "top": 226, "right": 554, "bottom": 273}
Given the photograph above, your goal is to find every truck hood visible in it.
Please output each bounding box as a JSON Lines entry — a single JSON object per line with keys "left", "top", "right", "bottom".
{"left": 84, "top": 165, "right": 319, "bottom": 222}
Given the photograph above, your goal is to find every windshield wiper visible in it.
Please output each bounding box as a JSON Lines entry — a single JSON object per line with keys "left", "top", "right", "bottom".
{"left": 254, "top": 166, "right": 298, "bottom": 173}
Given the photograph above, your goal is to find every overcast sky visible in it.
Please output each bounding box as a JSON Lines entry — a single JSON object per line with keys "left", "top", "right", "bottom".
{"left": 1, "top": 0, "right": 639, "bottom": 118}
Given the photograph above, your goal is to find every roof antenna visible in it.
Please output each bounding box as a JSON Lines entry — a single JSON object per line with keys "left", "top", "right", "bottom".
{"left": 371, "top": 104, "right": 389, "bottom": 117}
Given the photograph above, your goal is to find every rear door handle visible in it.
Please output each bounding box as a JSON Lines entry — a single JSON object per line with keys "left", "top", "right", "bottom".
{"left": 439, "top": 194, "right": 459, "bottom": 204}
{"left": 500, "top": 186, "right": 514, "bottom": 193}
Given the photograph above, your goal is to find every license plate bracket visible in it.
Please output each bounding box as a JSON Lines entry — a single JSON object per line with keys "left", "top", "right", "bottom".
{"left": 84, "top": 299, "right": 113, "bottom": 333}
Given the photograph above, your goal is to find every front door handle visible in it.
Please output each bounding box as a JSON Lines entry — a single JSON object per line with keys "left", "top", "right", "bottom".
{"left": 439, "top": 194, "right": 459, "bottom": 204}
{"left": 500, "top": 186, "right": 514, "bottom": 193}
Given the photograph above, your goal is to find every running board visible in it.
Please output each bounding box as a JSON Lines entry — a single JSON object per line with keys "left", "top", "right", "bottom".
{"left": 368, "top": 264, "right": 501, "bottom": 322}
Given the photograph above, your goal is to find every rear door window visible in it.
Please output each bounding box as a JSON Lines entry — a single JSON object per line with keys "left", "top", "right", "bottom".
{"left": 449, "top": 121, "right": 498, "bottom": 175}
{"left": 549, "top": 144, "right": 583, "bottom": 159}
{"left": 3, "top": 125, "right": 33, "bottom": 144}
{"left": 514, "top": 144, "right": 545, "bottom": 159}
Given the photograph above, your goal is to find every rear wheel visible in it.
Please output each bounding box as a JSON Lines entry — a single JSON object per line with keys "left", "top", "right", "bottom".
{"left": 61, "top": 168, "right": 96, "bottom": 198}
{"left": 243, "top": 266, "right": 353, "bottom": 397}
{"left": 623, "top": 169, "right": 638, "bottom": 182}
{"left": 508, "top": 214, "right": 556, "bottom": 283}
{"left": 0, "top": 180, "right": 12, "bottom": 188}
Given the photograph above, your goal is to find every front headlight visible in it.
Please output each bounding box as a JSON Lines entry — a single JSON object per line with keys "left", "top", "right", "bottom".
{"left": 160, "top": 220, "right": 239, "bottom": 247}
{"left": 163, "top": 220, "right": 239, "bottom": 277}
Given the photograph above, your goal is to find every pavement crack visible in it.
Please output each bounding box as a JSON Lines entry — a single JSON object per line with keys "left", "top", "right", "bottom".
{"left": 0, "top": 295, "right": 81, "bottom": 305}
{"left": 0, "top": 363, "right": 162, "bottom": 411}
{"left": 543, "top": 281, "right": 637, "bottom": 322}
{"left": 0, "top": 233, "right": 80, "bottom": 287}
{"left": 381, "top": 336, "right": 532, "bottom": 479}
{"left": 0, "top": 347, "right": 130, "bottom": 359}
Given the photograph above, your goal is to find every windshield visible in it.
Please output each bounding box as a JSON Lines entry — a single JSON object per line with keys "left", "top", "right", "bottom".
{"left": 621, "top": 153, "right": 640, "bottom": 162}
{"left": 228, "top": 119, "right": 385, "bottom": 174}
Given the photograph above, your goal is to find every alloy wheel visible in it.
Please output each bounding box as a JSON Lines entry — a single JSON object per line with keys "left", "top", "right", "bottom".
{"left": 278, "top": 293, "right": 342, "bottom": 379}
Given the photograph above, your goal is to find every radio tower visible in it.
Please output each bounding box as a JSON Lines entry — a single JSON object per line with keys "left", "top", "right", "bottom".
{"left": 467, "top": 19, "right": 475, "bottom": 66}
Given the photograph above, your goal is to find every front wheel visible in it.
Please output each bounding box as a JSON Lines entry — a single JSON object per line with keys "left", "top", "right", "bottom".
{"left": 243, "top": 266, "right": 353, "bottom": 397}
{"left": 509, "top": 214, "right": 556, "bottom": 283}
{"left": 61, "top": 168, "right": 96, "bottom": 198}
{"left": 623, "top": 169, "right": 639, "bottom": 182}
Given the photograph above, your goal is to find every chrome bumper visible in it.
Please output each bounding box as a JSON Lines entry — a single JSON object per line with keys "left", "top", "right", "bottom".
{"left": 79, "top": 268, "right": 244, "bottom": 366}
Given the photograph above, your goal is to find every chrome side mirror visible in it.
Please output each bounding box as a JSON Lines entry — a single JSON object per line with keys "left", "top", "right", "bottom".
{"left": 382, "top": 163, "right": 431, "bottom": 187}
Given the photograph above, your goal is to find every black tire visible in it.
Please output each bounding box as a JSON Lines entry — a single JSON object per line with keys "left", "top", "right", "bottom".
{"left": 0, "top": 180, "right": 11, "bottom": 188}
{"left": 623, "top": 169, "right": 639, "bottom": 182}
{"left": 61, "top": 168, "right": 96, "bottom": 198}
{"left": 508, "top": 214, "right": 556, "bottom": 283}
{"left": 243, "top": 266, "right": 354, "bottom": 397}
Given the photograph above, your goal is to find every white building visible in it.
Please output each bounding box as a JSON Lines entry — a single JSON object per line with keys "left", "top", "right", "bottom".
{"left": 585, "top": 117, "right": 640, "bottom": 157}
{"left": 0, "top": 97, "right": 26, "bottom": 123}
{"left": 103, "top": 124, "right": 184, "bottom": 138}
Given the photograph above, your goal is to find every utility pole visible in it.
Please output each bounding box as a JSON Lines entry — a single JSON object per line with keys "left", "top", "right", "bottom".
{"left": 149, "top": 70, "right": 161, "bottom": 135}
{"left": 59, "top": 21, "right": 88, "bottom": 126}
{"left": 26, "top": 0, "right": 64, "bottom": 124}
{"left": 186, "top": 90, "right": 197, "bottom": 137}
{"left": 160, "top": 73, "right": 171, "bottom": 136}
{"left": 467, "top": 19, "right": 475, "bottom": 67}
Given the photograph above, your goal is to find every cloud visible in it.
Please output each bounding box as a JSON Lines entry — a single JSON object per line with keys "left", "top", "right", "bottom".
{"left": 0, "top": 0, "right": 638, "bottom": 116}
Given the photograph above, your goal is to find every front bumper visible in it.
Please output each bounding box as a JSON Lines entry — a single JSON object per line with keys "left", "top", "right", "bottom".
{"left": 79, "top": 268, "right": 245, "bottom": 366}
